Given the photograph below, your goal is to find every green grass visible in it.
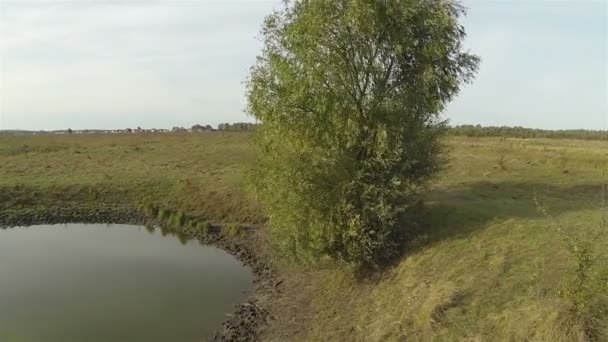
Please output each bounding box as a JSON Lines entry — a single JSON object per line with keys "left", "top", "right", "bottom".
{"left": 223, "top": 222, "right": 247, "bottom": 238}
{"left": 0, "top": 132, "right": 263, "bottom": 224}
{"left": 1, "top": 133, "right": 606, "bottom": 340}
{"left": 264, "top": 137, "right": 608, "bottom": 341}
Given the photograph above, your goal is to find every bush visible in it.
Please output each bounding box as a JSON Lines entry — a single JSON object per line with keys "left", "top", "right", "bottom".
{"left": 247, "top": 0, "right": 478, "bottom": 269}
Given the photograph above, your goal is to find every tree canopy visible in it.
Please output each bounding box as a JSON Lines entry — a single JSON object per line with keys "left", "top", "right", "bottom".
{"left": 247, "top": 0, "right": 479, "bottom": 269}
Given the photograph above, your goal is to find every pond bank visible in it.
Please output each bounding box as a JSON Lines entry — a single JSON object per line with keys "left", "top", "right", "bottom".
{"left": 0, "top": 206, "right": 276, "bottom": 342}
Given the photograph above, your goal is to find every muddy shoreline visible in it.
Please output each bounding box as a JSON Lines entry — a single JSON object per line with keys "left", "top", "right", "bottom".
{"left": 0, "top": 206, "right": 275, "bottom": 341}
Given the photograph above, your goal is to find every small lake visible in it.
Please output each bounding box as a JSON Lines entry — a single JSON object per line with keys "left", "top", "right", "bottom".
{"left": 0, "top": 224, "right": 253, "bottom": 342}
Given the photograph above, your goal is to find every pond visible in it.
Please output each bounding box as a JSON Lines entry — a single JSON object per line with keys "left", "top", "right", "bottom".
{"left": 0, "top": 224, "right": 253, "bottom": 342}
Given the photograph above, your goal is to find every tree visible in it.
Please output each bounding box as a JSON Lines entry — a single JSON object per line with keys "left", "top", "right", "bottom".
{"left": 67, "top": 128, "right": 73, "bottom": 134}
{"left": 217, "top": 122, "right": 259, "bottom": 132}
{"left": 247, "top": 0, "right": 479, "bottom": 269}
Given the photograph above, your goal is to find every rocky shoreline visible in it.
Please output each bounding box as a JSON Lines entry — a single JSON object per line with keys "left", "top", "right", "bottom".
{"left": 0, "top": 206, "right": 275, "bottom": 342}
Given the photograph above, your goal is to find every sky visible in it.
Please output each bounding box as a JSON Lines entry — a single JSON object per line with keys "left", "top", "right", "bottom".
{"left": 0, "top": 0, "right": 606, "bottom": 131}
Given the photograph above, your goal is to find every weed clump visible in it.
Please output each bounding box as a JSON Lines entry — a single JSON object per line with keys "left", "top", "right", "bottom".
{"left": 141, "top": 202, "right": 159, "bottom": 218}
{"left": 558, "top": 233, "right": 608, "bottom": 340}
{"left": 497, "top": 155, "right": 508, "bottom": 170}
{"left": 535, "top": 194, "right": 608, "bottom": 340}
{"left": 169, "top": 211, "right": 187, "bottom": 228}
{"left": 158, "top": 208, "right": 171, "bottom": 222}
{"left": 196, "top": 221, "right": 212, "bottom": 235}
{"left": 224, "top": 223, "right": 245, "bottom": 238}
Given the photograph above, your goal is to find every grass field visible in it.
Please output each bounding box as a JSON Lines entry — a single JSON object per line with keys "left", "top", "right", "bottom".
{"left": 1, "top": 133, "right": 607, "bottom": 340}
{"left": 0, "top": 133, "right": 263, "bottom": 225}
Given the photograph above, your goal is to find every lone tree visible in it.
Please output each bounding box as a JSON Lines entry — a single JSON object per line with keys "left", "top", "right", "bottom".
{"left": 247, "top": 0, "right": 479, "bottom": 269}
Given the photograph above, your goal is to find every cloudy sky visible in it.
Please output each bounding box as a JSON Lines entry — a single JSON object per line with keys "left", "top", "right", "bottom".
{"left": 0, "top": 0, "right": 606, "bottom": 131}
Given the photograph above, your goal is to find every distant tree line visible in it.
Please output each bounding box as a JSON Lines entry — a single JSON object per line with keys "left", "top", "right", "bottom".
{"left": 449, "top": 125, "right": 608, "bottom": 141}
{"left": 168, "top": 123, "right": 258, "bottom": 132}
{"left": 191, "top": 124, "right": 213, "bottom": 132}
{"left": 217, "top": 122, "right": 259, "bottom": 132}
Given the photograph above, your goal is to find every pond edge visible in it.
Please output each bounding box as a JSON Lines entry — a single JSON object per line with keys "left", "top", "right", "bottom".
{"left": 0, "top": 207, "right": 275, "bottom": 342}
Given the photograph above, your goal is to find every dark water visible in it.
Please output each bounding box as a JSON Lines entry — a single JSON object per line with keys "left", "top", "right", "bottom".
{"left": 0, "top": 224, "right": 253, "bottom": 342}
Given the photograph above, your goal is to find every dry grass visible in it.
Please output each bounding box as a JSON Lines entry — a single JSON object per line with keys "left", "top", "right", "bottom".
{"left": 264, "top": 137, "right": 608, "bottom": 341}
{"left": 0, "top": 132, "right": 263, "bottom": 224}
{"left": 2, "top": 133, "right": 607, "bottom": 340}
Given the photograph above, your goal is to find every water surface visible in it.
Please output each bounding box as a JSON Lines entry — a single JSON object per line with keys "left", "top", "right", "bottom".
{"left": 0, "top": 224, "right": 253, "bottom": 342}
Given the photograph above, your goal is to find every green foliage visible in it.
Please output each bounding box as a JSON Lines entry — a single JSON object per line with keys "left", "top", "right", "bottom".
{"left": 170, "top": 211, "right": 187, "bottom": 227}
{"left": 158, "top": 208, "right": 171, "bottom": 222}
{"left": 217, "top": 122, "right": 259, "bottom": 132}
{"left": 247, "top": 0, "right": 479, "bottom": 268}
{"left": 191, "top": 124, "right": 213, "bottom": 132}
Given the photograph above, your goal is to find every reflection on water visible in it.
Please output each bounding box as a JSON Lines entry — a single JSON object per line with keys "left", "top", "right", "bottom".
{"left": 154, "top": 224, "right": 191, "bottom": 246}
{"left": 0, "top": 224, "right": 253, "bottom": 342}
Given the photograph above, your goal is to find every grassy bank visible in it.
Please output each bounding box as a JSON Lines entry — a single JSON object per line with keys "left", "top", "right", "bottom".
{"left": 1, "top": 133, "right": 607, "bottom": 340}
{"left": 265, "top": 137, "right": 608, "bottom": 341}
{"left": 0, "top": 132, "right": 263, "bottom": 225}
